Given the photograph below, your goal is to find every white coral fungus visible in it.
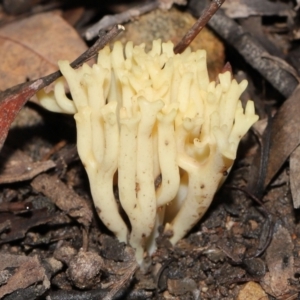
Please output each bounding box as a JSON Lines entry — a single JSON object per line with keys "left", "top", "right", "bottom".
{"left": 37, "top": 40, "right": 258, "bottom": 264}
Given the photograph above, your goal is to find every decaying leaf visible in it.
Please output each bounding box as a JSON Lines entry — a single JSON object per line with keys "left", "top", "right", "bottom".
{"left": 0, "top": 79, "right": 44, "bottom": 151}
{"left": 0, "top": 254, "right": 49, "bottom": 299}
{"left": 261, "top": 223, "right": 295, "bottom": 297}
{"left": 265, "top": 85, "right": 300, "bottom": 187}
{"left": 0, "top": 11, "right": 87, "bottom": 90}
{"left": 290, "top": 145, "right": 300, "bottom": 208}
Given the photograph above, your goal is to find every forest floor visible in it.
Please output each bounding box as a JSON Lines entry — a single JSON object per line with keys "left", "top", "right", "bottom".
{"left": 0, "top": 0, "right": 299, "bottom": 299}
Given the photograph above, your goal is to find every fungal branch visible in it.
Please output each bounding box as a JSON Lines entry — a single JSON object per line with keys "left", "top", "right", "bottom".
{"left": 36, "top": 40, "right": 258, "bottom": 265}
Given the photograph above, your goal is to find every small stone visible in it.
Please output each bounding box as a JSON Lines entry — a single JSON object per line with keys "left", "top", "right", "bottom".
{"left": 237, "top": 282, "right": 268, "bottom": 300}
{"left": 67, "top": 249, "right": 103, "bottom": 289}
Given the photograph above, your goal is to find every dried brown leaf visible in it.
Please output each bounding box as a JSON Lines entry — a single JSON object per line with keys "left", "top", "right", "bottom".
{"left": 261, "top": 223, "right": 295, "bottom": 297}
{"left": 265, "top": 85, "right": 300, "bottom": 187}
{"left": 0, "top": 148, "right": 55, "bottom": 184}
{"left": 0, "top": 11, "right": 87, "bottom": 90}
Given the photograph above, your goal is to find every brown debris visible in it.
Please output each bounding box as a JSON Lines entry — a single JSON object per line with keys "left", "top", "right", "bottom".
{"left": 167, "top": 277, "right": 198, "bottom": 296}
{"left": 31, "top": 173, "right": 93, "bottom": 228}
{"left": 54, "top": 245, "right": 78, "bottom": 265}
{"left": 0, "top": 148, "right": 55, "bottom": 184}
{"left": 0, "top": 254, "right": 49, "bottom": 299}
{"left": 102, "top": 249, "right": 138, "bottom": 300}
{"left": 261, "top": 223, "right": 295, "bottom": 297}
{"left": 0, "top": 208, "right": 53, "bottom": 244}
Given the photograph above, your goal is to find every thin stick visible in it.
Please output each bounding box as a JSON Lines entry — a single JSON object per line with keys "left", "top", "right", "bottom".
{"left": 174, "top": 0, "right": 226, "bottom": 54}
{"left": 84, "top": 1, "right": 159, "bottom": 41}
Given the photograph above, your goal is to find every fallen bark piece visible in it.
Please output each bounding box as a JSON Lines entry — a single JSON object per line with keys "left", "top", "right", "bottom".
{"left": 31, "top": 173, "right": 92, "bottom": 227}
{"left": 289, "top": 145, "right": 300, "bottom": 208}
{"left": 0, "top": 148, "right": 55, "bottom": 184}
{"left": 0, "top": 254, "right": 49, "bottom": 299}
{"left": 0, "top": 208, "right": 53, "bottom": 244}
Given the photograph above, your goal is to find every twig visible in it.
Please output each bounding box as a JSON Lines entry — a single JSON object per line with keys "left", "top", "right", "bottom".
{"left": 84, "top": 1, "right": 159, "bottom": 41}
{"left": 174, "top": 0, "right": 226, "bottom": 54}
{"left": 253, "top": 108, "right": 273, "bottom": 199}
{"left": 225, "top": 186, "right": 265, "bottom": 208}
